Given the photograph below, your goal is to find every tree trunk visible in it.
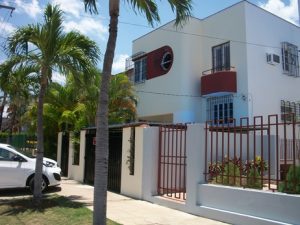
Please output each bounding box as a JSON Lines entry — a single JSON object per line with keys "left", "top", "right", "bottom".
{"left": 33, "top": 71, "right": 48, "bottom": 204}
{"left": 0, "top": 92, "right": 7, "bottom": 131}
{"left": 8, "top": 104, "right": 16, "bottom": 144}
{"left": 93, "top": 0, "right": 119, "bottom": 224}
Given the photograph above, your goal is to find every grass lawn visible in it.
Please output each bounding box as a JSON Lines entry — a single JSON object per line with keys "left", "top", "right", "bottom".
{"left": 0, "top": 195, "right": 121, "bottom": 225}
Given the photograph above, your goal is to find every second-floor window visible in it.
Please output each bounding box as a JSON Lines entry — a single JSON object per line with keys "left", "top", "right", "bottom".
{"left": 282, "top": 42, "right": 299, "bottom": 77}
{"left": 212, "top": 42, "right": 230, "bottom": 72}
{"left": 134, "top": 57, "right": 147, "bottom": 83}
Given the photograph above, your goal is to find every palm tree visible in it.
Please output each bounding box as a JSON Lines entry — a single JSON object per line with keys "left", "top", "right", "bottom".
{"left": 83, "top": 0, "right": 193, "bottom": 224}
{"left": 109, "top": 73, "right": 137, "bottom": 124}
{"left": 8, "top": 65, "right": 39, "bottom": 133}
{"left": 0, "top": 58, "right": 38, "bottom": 133}
{"left": 0, "top": 62, "right": 11, "bottom": 131}
{"left": 7, "top": 4, "right": 100, "bottom": 203}
{"left": 0, "top": 57, "right": 23, "bottom": 131}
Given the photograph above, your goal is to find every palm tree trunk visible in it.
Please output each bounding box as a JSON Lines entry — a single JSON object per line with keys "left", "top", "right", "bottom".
{"left": 8, "top": 105, "right": 16, "bottom": 144}
{"left": 0, "top": 92, "right": 7, "bottom": 131}
{"left": 33, "top": 72, "right": 47, "bottom": 204}
{"left": 93, "top": 0, "right": 119, "bottom": 224}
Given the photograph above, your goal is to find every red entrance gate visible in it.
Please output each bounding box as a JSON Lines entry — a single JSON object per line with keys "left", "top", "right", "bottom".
{"left": 157, "top": 124, "right": 187, "bottom": 201}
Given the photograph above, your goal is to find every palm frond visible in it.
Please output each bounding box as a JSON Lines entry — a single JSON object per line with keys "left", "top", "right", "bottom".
{"left": 127, "top": 0, "right": 159, "bottom": 26}
{"left": 84, "top": 0, "right": 98, "bottom": 14}
{"left": 167, "top": 0, "right": 193, "bottom": 26}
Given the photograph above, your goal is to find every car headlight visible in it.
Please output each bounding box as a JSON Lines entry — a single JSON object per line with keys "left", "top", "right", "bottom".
{"left": 43, "top": 161, "right": 55, "bottom": 168}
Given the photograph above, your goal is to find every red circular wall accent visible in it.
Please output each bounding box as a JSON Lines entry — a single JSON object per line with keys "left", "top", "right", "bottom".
{"left": 146, "top": 45, "right": 173, "bottom": 80}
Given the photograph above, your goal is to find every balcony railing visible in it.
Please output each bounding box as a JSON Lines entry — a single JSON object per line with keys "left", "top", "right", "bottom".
{"left": 125, "top": 57, "right": 134, "bottom": 71}
{"left": 202, "top": 66, "right": 236, "bottom": 76}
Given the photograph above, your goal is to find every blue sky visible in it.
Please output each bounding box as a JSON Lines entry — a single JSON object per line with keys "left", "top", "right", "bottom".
{"left": 0, "top": 0, "right": 299, "bottom": 82}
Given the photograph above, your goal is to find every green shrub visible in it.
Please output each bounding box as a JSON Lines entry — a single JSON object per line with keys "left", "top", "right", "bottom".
{"left": 278, "top": 166, "right": 300, "bottom": 194}
{"left": 245, "top": 168, "right": 263, "bottom": 189}
{"left": 209, "top": 155, "right": 267, "bottom": 189}
{"left": 213, "top": 161, "right": 241, "bottom": 186}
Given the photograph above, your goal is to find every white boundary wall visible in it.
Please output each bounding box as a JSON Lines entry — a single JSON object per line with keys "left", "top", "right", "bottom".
{"left": 56, "top": 131, "right": 86, "bottom": 182}
{"left": 57, "top": 132, "right": 62, "bottom": 167}
{"left": 121, "top": 126, "right": 159, "bottom": 199}
{"left": 121, "top": 124, "right": 300, "bottom": 225}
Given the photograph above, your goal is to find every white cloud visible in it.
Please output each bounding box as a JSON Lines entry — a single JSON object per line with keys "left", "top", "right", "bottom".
{"left": 52, "top": 71, "right": 66, "bottom": 85}
{"left": 63, "top": 17, "right": 107, "bottom": 40}
{"left": 259, "top": 0, "right": 299, "bottom": 24}
{"left": 14, "top": 0, "right": 42, "bottom": 19}
{"left": 112, "top": 54, "right": 129, "bottom": 74}
{"left": 0, "top": 19, "right": 16, "bottom": 35}
{"left": 51, "top": 0, "right": 82, "bottom": 18}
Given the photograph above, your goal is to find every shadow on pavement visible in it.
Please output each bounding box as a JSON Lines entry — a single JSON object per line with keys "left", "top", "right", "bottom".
{"left": 0, "top": 185, "right": 62, "bottom": 198}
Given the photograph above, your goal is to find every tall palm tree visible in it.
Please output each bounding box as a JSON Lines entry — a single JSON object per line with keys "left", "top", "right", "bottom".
{"left": 7, "top": 4, "right": 100, "bottom": 203}
{"left": 83, "top": 0, "right": 193, "bottom": 224}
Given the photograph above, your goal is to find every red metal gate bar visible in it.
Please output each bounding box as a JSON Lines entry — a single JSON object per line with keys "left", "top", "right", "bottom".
{"left": 158, "top": 124, "right": 187, "bottom": 201}
{"left": 205, "top": 113, "right": 300, "bottom": 192}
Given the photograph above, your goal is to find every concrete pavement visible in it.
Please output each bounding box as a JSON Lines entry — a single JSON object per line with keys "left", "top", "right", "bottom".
{"left": 58, "top": 178, "right": 228, "bottom": 225}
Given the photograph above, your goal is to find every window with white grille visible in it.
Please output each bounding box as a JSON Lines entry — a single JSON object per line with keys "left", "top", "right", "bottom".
{"left": 281, "top": 42, "right": 299, "bottom": 77}
{"left": 281, "top": 100, "right": 300, "bottom": 122}
{"left": 134, "top": 57, "right": 147, "bottom": 83}
{"left": 207, "top": 95, "right": 233, "bottom": 124}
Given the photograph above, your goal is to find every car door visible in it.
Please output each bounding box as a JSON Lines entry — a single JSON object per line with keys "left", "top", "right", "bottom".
{"left": 0, "top": 148, "right": 29, "bottom": 188}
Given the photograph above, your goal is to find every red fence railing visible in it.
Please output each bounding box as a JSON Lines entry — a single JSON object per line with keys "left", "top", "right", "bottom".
{"left": 204, "top": 114, "right": 300, "bottom": 193}
{"left": 158, "top": 124, "right": 187, "bottom": 201}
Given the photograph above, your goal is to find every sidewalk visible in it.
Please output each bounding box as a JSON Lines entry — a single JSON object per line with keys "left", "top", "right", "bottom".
{"left": 58, "top": 178, "right": 227, "bottom": 225}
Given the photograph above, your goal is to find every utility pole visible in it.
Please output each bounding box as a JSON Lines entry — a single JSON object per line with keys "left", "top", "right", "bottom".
{"left": 298, "top": 0, "right": 300, "bottom": 26}
{"left": 0, "top": 4, "right": 15, "bottom": 16}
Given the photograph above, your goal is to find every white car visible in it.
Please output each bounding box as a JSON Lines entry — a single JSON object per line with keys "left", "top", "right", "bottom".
{"left": 0, "top": 143, "right": 61, "bottom": 192}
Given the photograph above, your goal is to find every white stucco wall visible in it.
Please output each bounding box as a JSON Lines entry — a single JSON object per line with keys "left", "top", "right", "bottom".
{"left": 122, "top": 123, "right": 300, "bottom": 225}
{"left": 245, "top": 2, "right": 300, "bottom": 118}
{"left": 133, "top": 18, "right": 203, "bottom": 123}
{"left": 121, "top": 126, "right": 159, "bottom": 199}
{"left": 132, "top": 1, "right": 300, "bottom": 124}
{"left": 57, "top": 132, "right": 62, "bottom": 167}
{"left": 141, "top": 127, "right": 160, "bottom": 199}
{"left": 200, "top": 2, "right": 249, "bottom": 119}
{"left": 132, "top": 2, "right": 250, "bottom": 123}
{"left": 197, "top": 184, "right": 300, "bottom": 225}
{"left": 66, "top": 131, "right": 85, "bottom": 182}
{"left": 121, "top": 127, "right": 144, "bottom": 198}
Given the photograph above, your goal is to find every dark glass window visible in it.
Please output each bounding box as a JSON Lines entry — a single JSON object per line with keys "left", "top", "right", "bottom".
{"left": 161, "top": 52, "right": 173, "bottom": 71}
{"left": 134, "top": 57, "right": 147, "bottom": 83}
{"left": 282, "top": 42, "right": 299, "bottom": 77}
{"left": 212, "top": 42, "right": 230, "bottom": 72}
{"left": 207, "top": 95, "right": 234, "bottom": 125}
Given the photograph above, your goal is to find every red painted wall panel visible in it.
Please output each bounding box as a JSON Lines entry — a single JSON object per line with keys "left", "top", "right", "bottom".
{"left": 201, "top": 71, "right": 237, "bottom": 96}
{"left": 146, "top": 46, "right": 173, "bottom": 80}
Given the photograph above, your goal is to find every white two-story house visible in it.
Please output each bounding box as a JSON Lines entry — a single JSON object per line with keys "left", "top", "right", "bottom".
{"left": 126, "top": 0, "right": 300, "bottom": 124}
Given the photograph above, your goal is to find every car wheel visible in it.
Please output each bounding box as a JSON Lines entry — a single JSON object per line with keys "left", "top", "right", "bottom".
{"left": 29, "top": 176, "right": 47, "bottom": 193}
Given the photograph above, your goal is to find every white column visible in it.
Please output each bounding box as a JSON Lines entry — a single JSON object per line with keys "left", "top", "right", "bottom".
{"left": 57, "top": 132, "right": 62, "bottom": 167}
{"left": 186, "top": 124, "right": 206, "bottom": 208}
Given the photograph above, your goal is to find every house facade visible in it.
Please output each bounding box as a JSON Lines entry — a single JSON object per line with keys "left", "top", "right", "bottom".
{"left": 127, "top": 0, "right": 300, "bottom": 124}
{"left": 57, "top": 2, "right": 300, "bottom": 224}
